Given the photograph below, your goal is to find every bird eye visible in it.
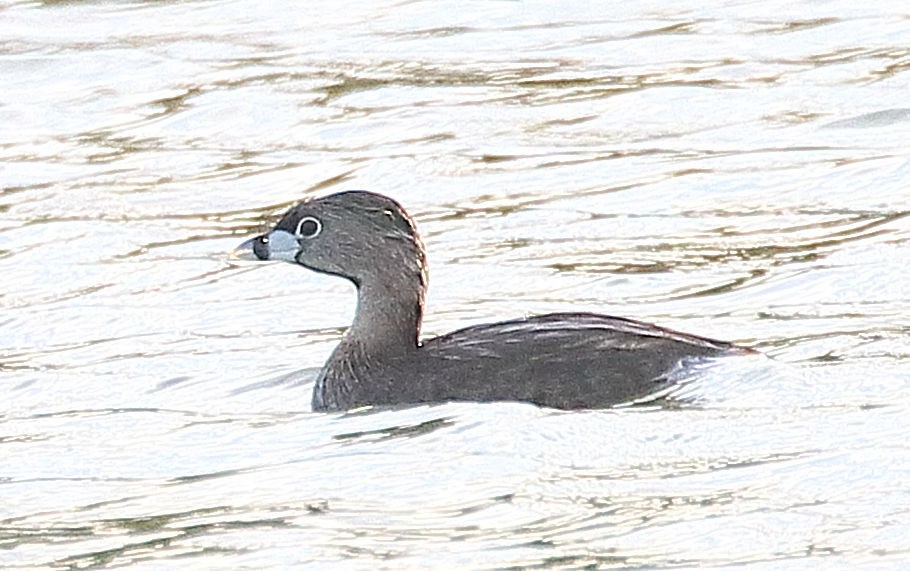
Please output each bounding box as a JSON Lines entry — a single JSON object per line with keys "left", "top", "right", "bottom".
{"left": 295, "top": 216, "right": 322, "bottom": 239}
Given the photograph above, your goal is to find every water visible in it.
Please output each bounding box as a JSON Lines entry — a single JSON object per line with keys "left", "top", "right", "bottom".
{"left": 1, "top": 0, "right": 909, "bottom": 568}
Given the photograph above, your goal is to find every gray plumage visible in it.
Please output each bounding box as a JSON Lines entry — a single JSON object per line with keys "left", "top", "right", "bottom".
{"left": 237, "top": 191, "right": 750, "bottom": 411}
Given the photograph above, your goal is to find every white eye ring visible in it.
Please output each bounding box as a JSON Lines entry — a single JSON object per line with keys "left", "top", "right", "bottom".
{"left": 295, "top": 216, "right": 322, "bottom": 239}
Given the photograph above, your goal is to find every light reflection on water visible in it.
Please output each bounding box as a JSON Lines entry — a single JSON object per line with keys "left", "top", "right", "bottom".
{"left": 1, "top": 1, "right": 909, "bottom": 569}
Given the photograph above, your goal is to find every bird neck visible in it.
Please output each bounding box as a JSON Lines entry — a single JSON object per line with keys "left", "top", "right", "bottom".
{"left": 347, "top": 278, "right": 424, "bottom": 352}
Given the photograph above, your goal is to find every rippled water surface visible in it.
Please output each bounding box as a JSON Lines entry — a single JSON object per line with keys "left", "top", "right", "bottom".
{"left": 2, "top": 1, "right": 909, "bottom": 569}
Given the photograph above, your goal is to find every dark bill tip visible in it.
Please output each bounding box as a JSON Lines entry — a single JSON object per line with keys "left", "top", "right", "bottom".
{"left": 232, "top": 235, "right": 269, "bottom": 261}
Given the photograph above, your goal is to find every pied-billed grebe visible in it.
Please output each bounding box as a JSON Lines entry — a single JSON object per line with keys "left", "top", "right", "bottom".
{"left": 236, "top": 191, "right": 751, "bottom": 411}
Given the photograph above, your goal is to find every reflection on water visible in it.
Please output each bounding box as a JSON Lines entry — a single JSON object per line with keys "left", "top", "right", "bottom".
{"left": 1, "top": 0, "right": 909, "bottom": 569}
